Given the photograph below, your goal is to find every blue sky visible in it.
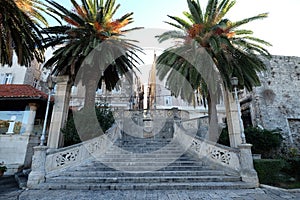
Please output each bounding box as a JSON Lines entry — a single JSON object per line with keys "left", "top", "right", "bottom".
{"left": 48, "top": 0, "right": 300, "bottom": 57}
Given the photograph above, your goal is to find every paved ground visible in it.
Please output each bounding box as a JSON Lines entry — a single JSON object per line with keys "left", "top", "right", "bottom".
{"left": 1, "top": 176, "right": 300, "bottom": 200}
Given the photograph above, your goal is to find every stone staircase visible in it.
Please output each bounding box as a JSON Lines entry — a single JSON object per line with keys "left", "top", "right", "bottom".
{"left": 38, "top": 134, "right": 255, "bottom": 190}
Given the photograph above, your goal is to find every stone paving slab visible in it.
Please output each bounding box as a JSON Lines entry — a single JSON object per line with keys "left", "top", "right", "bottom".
{"left": 1, "top": 177, "right": 300, "bottom": 200}
{"left": 0, "top": 188, "right": 297, "bottom": 200}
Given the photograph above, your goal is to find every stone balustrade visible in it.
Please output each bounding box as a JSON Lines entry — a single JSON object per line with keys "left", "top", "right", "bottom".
{"left": 28, "top": 123, "right": 121, "bottom": 188}
{"left": 174, "top": 119, "right": 258, "bottom": 186}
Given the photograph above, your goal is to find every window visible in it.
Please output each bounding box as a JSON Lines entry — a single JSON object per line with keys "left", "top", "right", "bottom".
{"left": 164, "top": 96, "right": 172, "bottom": 106}
{"left": 33, "top": 78, "right": 39, "bottom": 88}
{"left": 112, "top": 88, "right": 121, "bottom": 94}
{"left": 0, "top": 73, "right": 13, "bottom": 84}
{"left": 96, "top": 88, "right": 103, "bottom": 95}
{"left": 71, "top": 85, "right": 78, "bottom": 95}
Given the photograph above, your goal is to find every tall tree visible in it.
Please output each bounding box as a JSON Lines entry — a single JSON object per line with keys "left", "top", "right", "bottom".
{"left": 156, "top": 0, "right": 271, "bottom": 141}
{"left": 0, "top": 0, "right": 44, "bottom": 67}
{"left": 43, "top": 0, "right": 142, "bottom": 109}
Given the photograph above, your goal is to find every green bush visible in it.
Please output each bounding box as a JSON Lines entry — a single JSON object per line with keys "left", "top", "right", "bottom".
{"left": 218, "top": 126, "right": 283, "bottom": 158}
{"left": 254, "top": 159, "right": 285, "bottom": 184}
{"left": 281, "top": 158, "right": 300, "bottom": 181}
{"left": 62, "top": 112, "right": 81, "bottom": 147}
{"left": 218, "top": 125, "right": 230, "bottom": 146}
{"left": 62, "top": 104, "right": 115, "bottom": 147}
{"left": 245, "top": 127, "right": 283, "bottom": 157}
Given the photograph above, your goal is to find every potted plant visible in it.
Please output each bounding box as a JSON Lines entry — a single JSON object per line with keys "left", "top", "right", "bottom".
{"left": 0, "top": 161, "right": 7, "bottom": 176}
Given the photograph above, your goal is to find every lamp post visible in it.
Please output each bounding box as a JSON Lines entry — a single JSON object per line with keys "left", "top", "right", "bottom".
{"left": 40, "top": 76, "right": 55, "bottom": 146}
{"left": 231, "top": 77, "right": 246, "bottom": 144}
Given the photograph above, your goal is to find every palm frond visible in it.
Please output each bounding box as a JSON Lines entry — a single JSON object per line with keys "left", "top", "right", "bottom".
{"left": 42, "top": 0, "right": 142, "bottom": 92}
{"left": 187, "top": 0, "right": 203, "bottom": 24}
{"left": 156, "top": 30, "right": 186, "bottom": 43}
{"left": 231, "top": 13, "right": 268, "bottom": 29}
{"left": 215, "top": 0, "right": 235, "bottom": 23}
{"left": 167, "top": 15, "right": 191, "bottom": 30}
{"left": 157, "top": 0, "right": 271, "bottom": 103}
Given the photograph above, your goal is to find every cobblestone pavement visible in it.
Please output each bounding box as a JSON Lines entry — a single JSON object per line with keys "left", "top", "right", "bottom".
{"left": 1, "top": 187, "right": 300, "bottom": 200}
{"left": 1, "top": 176, "right": 300, "bottom": 200}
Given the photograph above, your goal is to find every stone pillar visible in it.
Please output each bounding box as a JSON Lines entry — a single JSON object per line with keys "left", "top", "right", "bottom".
{"left": 27, "top": 146, "right": 47, "bottom": 188}
{"left": 143, "top": 112, "right": 153, "bottom": 138}
{"left": 47, "top": 76, "right": 71, "bottom": 149}
{"left": 224, "top": 90, "right": 242, "bottom": 148}
{"left": 238, "top": 144, "right": 259, "bottom": 187}
{"left": 24, "top": 103, "right": 38, "bottom": 135}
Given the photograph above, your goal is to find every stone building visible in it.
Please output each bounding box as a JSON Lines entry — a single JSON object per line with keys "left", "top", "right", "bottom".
{"left": 243, "top": 55, "right": 300, "bottom": 152}
{"left": 0, "top": 53, "right": 53, "bottom": 174}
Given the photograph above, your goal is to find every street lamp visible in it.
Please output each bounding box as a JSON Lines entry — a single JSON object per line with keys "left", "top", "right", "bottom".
{"left": 40, "top": 76, "right": 55, "bottom": 146}
{"left": 231, "top": 77, "right": 246, "bottom": 144}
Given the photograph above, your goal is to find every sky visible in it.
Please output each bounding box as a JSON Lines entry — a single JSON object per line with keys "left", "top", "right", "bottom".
{"left": 48, "top": 0, "right": 300, "bottom": 57}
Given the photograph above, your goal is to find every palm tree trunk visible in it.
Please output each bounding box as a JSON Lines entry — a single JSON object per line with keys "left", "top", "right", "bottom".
{"left": 83, "top": 70, "right": 98, "bottom": 110}
{"left": 207, "top": 93, "right": 219, "bottom": 142}
{"left": 84, "top": 80, "right": 97, "bottom": 110}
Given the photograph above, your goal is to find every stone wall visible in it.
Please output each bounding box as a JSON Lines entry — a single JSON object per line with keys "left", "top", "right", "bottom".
{"left": 0, "top": 134, "right": 39, "bottom": 174}
{"left": 251, "top": 55, "right": 300, "bottom": 152}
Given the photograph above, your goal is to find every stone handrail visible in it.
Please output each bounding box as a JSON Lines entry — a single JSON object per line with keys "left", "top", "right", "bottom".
{"left": 181, "top": 116, "right": 209, "bottom": 136}
{"left": 174, "top": 120, "right": 241, "bottom": 174}
{"left": 45, "top": 123, "right": 121, "bottom": 174}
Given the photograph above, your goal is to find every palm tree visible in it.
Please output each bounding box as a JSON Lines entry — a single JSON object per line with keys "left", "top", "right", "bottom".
{"left": 14, "top": 0, "right": 49, "bottom": 26}
{"left": 156, "top": 0, "right": 271, "bottom": 141}
{"left": 0, "top": 0, "right": 44, "bottom": 67}
{"left": 42, "top": 0, "right": 142, "bottom": 109}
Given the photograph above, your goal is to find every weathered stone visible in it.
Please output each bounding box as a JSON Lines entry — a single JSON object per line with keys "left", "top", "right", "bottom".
{"left": 250, "top": 55, "right": 300, "bottom": 152}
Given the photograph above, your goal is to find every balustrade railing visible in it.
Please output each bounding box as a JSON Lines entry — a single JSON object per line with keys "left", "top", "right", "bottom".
{"left": 45, "top": 123, "right": 120, "bottom": 174}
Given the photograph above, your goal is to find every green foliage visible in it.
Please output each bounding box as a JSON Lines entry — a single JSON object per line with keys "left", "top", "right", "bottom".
{"left": 281, "top": 158, "right": 300, "bottom": 181}
{"left": 156, "top": 0, "right": 271, "bottom": 127}
{"left": 254, "top": 159, "right": 285, "bottom": 184}
{"left": 15, "top": 0, "right": 49, "bottom": 26}
{"left": 61, "top": 112, "right": 81, "bottom": 147}
{"left": 218, "top": 126, "right": 283, "bottom": 158}
{"left": 218, "top": 125, "right": 230, "bottom": 146}
{"left": 62, "top": 104, "right": 115, "bottom": 147}
{"left": 288, "top": 147, "right": 299, "bottom": 158}
{"left": 0, "top": 0, "right": 45, "bottom": 67}
{"left": 95, "top": 104, "right": 115, "bottom": 133}
{"left": 245, "top": 127, "right": 283, "bottom": 157}
{"left": 43, "top": 0, "right": 142, "bottom": 91}
{"left": 0, "top": 161, "right": 7, "bottom": 172}
{"left": 157, "top": 0, "right": 271, "bottom": 99}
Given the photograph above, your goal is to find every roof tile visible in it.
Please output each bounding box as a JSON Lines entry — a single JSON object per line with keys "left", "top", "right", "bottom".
{"left": 0, "top": 84, "right": 49, "bottom": 100}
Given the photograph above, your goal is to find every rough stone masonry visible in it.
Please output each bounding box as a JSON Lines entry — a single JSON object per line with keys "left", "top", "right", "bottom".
{"left": 250, "top": 55, "right": 300, "bottom": 153}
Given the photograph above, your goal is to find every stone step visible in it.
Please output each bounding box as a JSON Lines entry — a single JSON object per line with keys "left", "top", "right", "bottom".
{"left": 102, "top": 152, "right": 187, "bottom": 156}
{"left": 85, "top": 162, "right": 203, "bottom": 168}
{"left": 95, "top": 153, "right": 194, "bottom": 159}
{"left": 41, "top": 133, "right": 248, "bottom": 191}
{"left": 114, "top": 142, "right": 175, "bottom": 146}
{"left": 94, "top": 158, "right": 201, "bottom": 163}
{"left": 106, "top": 146, "right": 183, "bottom": 150}
{"left": 47, "top": 170, "right": 226, "bottom": 178}
{"left": 110, "top": 147, "right": 182, "bottom": 151}
{"left": 115, "top": 138, "right": 172, "bottom": 142}
{"left": 46, "top": 175, "right": 241, "bottom": 184}
{"left": 101, "top": 151, "right": 187, "bottom": 156}
{"left": 72, "top": 165, "right": 210, "bottom": 172}
{"left": 116, "top": 140, "right": 173, "bottom": 144}
{"left": 39, "top": 181, "right": 255, "bottom": 190}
